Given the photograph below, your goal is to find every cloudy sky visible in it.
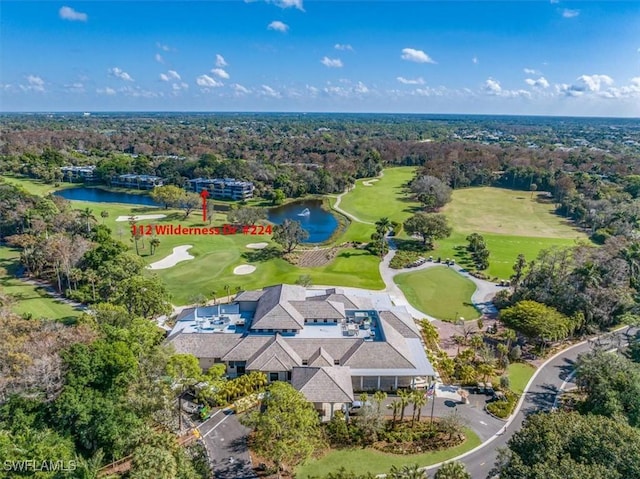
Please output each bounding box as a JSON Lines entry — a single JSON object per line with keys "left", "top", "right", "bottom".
{"left": 1, "top": 1, "right": 639, "bottom": 116}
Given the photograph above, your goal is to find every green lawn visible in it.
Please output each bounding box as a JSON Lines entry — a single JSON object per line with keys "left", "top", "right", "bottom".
{"left": 337, "top": 167, "right": 420, "bottom": 225}
{"left": 506, "top": 363, "right": 536, "bottom": 395}
{"left": 296, "top": 427, "right": 480, "bottom": 479}
{"left": 0, "top": 247, "right": 81, "bottom": 321}
{"left": 442, "top": 187, "right": 585, "bottom": 239}
{"left": 394, "top": 266, "right": 480, "bottom": 321}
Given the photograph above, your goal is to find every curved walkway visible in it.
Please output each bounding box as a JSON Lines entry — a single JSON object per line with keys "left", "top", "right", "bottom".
{"left": 378, "top": 238, "right": 501, "bottom": 321}
{"left": 331, "top": 171, "right": 384, "bottom": 226}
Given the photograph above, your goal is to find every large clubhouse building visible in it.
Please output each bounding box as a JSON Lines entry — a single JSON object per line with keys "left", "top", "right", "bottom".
{"left": 167, "top": 284, "right": 434, "bottom": 420}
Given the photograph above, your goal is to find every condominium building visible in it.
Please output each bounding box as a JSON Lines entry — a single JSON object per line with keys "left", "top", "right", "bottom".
{"left": 110, "top": 174, "right": 164, "bottom": 189}
{"left": 60, "top": 165, "right": 97, "bottom": 183}
{"left": 188, "top": 178, "right": 254, "bottom": 200}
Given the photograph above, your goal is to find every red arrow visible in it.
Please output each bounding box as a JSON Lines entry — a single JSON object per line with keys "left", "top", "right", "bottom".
{"left": 200, "top": 189, "right": 210, "bottom": 222}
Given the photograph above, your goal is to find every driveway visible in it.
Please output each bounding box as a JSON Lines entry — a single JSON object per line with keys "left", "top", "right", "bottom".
{"left": 198, "top": 408, "right": 257, "bottom": 479}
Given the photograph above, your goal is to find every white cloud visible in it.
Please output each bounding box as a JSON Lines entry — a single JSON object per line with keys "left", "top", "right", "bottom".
{"left": 483, "top": 77, "right": 531, "bottom": 98}
{"left": 65, "top": 82, "right": 85, "bottom": 93}
{"left": 172, "top": 82, "right": 189, "bottom": 91}
{"left": 117, "top": 85, "right": 161, "bottom": 99}
{"left": 21, "top": 75, "right": 45, "bottom": 92}
{"left": 261, "top": 85, "right": 281, "bottom": 98}
{"left": 232, "top": 84, "right": 251, "bottom": 95}
{"left": 196, "top": 75, "right": 223, "bottom": 88}
{"left": 334, "top": 44, "right": 354, "bottom": 51}
{"left": 156, "top": 42, "right": 173, "bottom": 52}
{"left": 108, "top": 67, "right": 134, "bottom": 82}
{"left": 577, "top": 74, "right": 614, "bottom": 92}
{"left": 401, "top": 48, "right": 436, "bottom": 64}
{"left": 525, "top": 77, "right": 550, "bottom": 88}
{"left": 160, "top": 70, "right": 181, "bottom": 82}
{"left": 484, "top": 78, "right": 502, "bottom": 94}
{"left": 472, "top": 57, "right": 479, "bottom": 64}
{"left": 321, "top": 57, "right": 343, "bottom": 68}
{"left": 155, "top": 53, "right": 164, "bottom": 64}
{"left": 354, "top": 82, "right": 369, "bottom": 94}
{"left": 216, "top": 54, "right": 228, "bottom": 67}
{"left": 562, "top": 8, "right": 580, "bottom": 18}
{"left": 211, "top": 68, "right": 230, "bottom": 79}
{"left": 267, "top": 0, "right": 304, "bottom": 10}
{"left": 97, "top": 87, "right": 116, "bottom": 96}
{"left": 268, "top": 21, "right": 289, "bottom": 32}
{"left": 59, "top": 6, "right": 87, "bottom": 22}
{"left": 397, "top": 76, "right": 425, "bottom": 85}
{"left": 524, "top": 68, "right": 541, "bottom": 75}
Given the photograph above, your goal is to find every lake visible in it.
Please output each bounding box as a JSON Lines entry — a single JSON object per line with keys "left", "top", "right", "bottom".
{"left": 54, "top": 187, "right": 160, "bottom": 206}
{"left": 267, "top": 200, "right": 339, "bottom": 243}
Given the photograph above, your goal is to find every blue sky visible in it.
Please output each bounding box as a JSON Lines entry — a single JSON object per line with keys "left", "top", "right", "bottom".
{"left": 1, "top": 1, "right": 639, "bottom": 115}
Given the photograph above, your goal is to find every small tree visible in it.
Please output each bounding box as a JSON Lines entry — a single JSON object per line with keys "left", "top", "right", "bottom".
{"left": 403, "top": 213, "right": 452, "bottom": 249}
{"left": 272, "top": 219, "right": 309, "bottom": 253}
{"left": 434, "top": 461, "right": 471, "bottom": 479}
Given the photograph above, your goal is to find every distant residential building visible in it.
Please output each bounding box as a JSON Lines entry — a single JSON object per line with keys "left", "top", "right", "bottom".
{"left": 188, "top": 178, "right": 254, "bottom": 200}
{"left": 111, "top": 174, "right": 164, "bottom": 189}
{"left": 60, "top": 165, "right": 97, "bottom": 183}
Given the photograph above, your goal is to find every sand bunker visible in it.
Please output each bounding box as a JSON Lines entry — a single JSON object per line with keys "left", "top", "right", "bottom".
{"left": 147, "top": 245, "right": 194, "bottom": 270}
{"left": 116, "top": 214, "right": 167, "bottom": 222}
{"left": 246, "top": 242, "right": 269, "bottom": 249}
{"left": 233, "top": 264, "right": 256, "bottom": 275}
{"left": 362, "top": 179, "right": 380, "bottom": 187}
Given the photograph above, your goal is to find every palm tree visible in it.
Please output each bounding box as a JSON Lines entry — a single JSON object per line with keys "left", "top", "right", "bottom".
{"left": 387, "top": 400, "right": 401, "bottom": 429}
{"left": 398, "top": 389, "right": 412, "bottom": 423}
{"left": 211, "top": 290, "right": 217, "bottom": 305}
{"left": 411, "top": 390, "right": 427, "bottom": 426}
{"left": 389, "top": 464, "right": 425, "bottom": 479}
{"left": 150, "top": 237, "right": 161, "bottom": 255}
{"left": 100, "top": 210, "right": 110, "bottom": 224}
{"left": 373, "top": 390, "right": 387, "bottom": 415}
{"left": 375, "top": 217, "right": 392, "bottom": 235}
{"left": 224, "top": 284, "right": 231, "bottom": 303}
{"left": 78, "top": 207, "right": 97, "bottom": 233}
{"left": 434, "top": 461, "right": 471, "bottom": 479}
{"left": 84, "top": 270, "right": 99, "bottom": 302}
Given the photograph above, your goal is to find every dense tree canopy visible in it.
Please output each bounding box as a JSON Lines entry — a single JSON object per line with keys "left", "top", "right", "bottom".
{"left": 403, "top": 213, "right": 452, "bottom": 249}
{"left": 495, "top": 411, "right": 640, "bottom": 479}
{"left": 272, "top": 218, "right": 309, "bottom": 253}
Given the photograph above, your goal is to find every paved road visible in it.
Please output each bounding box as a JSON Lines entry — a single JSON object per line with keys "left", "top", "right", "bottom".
{"left": 422, "top": 327, "right": 637, "bottom": 479}
{"left": 199, "top": 408, "right": 257, "bottom": 479}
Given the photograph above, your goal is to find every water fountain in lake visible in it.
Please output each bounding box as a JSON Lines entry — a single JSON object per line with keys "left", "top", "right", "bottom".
{"left": 297, "top": 207, "right": 311, "bottom": 217}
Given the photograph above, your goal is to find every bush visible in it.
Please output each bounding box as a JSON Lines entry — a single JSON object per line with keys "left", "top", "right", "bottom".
{"left": 389, "top": 250, "right": 423, "bottom": 269}
{"left": 486, "top": 391, "right": 518, "bottom": 419}
{"left": 509, "top": 345, "right": 522, "bottom": 362}
{"left": 499, "top": 375, "right": 510, "bottom": 389}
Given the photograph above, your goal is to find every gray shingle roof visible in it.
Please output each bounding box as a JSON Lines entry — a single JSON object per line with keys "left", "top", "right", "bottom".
{"left": 286, "top": 338, "right": 362, "bottom": 362}
{"left": 222, "top": 336, "right": 272, "bottom": 361}
{"left": 246, "top": 334, "right": 302, "bottom": 371}
{"left": 309, "top": 293, "right": 359, "bottom": 310}
{"left": 235, "top": 290, "right": 265, "bottom": 302}
{"left": 290, "top": 300, "right": 345, "bottom": 320}
{"left": 291, "top": 367, "right": 354, "bottom": 403}
{"left": 378, "top": 311, "right": 421, "bottom": 339}
{"left": 308, "top": 347, "right": 334, "bottom": 367}
{"left": 251, "top": 284, "right": 306, "bottom": 330}
{"left": 167, "top": 332, "right": 241, "bottom": 359}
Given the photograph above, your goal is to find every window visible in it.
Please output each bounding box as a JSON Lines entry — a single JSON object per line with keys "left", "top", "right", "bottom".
{"left": 324, "top": 319, "right": 328, "bottom": 323}
{"left": 334, "top": 360, "right": 340, "bottom": 365}
{"left": 302, "top": 360, "right": 308, "bottom": 366}
{"left": 214, "top": 357, "right": 221, "bottom": 363}
{"left": 270, "top": 372, "right": 278, "bottom": 381}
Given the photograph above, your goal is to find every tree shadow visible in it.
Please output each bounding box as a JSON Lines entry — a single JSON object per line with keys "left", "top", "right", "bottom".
{"left": 394, "top": 239, "right": 428, "bottom": 252}
{"left": 522, "top": 383, "right": 560, "bottom": 414}
{"left": 338, "top": 250, "right": 371, "bottom": 259}
{"left": 242, "top": 246, "right": 282, "bottom": 262}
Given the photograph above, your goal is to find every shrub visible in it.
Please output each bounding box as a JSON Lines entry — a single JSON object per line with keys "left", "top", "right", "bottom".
{"left": 509, "top": 345, "right": 522, "bottom": 362}
{"left": 486, "top": 390, "right": 518, "bottom": 419}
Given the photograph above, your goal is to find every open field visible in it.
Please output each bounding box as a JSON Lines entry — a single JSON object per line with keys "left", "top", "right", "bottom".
{"left": 338, "top": 167, "right": 420, "bottom": 224}
{"left": 0, "top": 247, "right": 81, "bottom": 321}
{"left": 442, "top": 187, "right": 585, "bottom": 239}
{"left": 296, "top": 427, "right": 480, "bottom": 478}
{"left": 394, "top": 266, "right": 480, "bottom": 321}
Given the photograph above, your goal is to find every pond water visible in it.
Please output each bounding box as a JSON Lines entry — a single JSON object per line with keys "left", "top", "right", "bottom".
{"left": 267, "top": 199, "right": 339, "bottom": 243}
{"left": 54, "top": 187, "right": 160, "bottom": 206}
